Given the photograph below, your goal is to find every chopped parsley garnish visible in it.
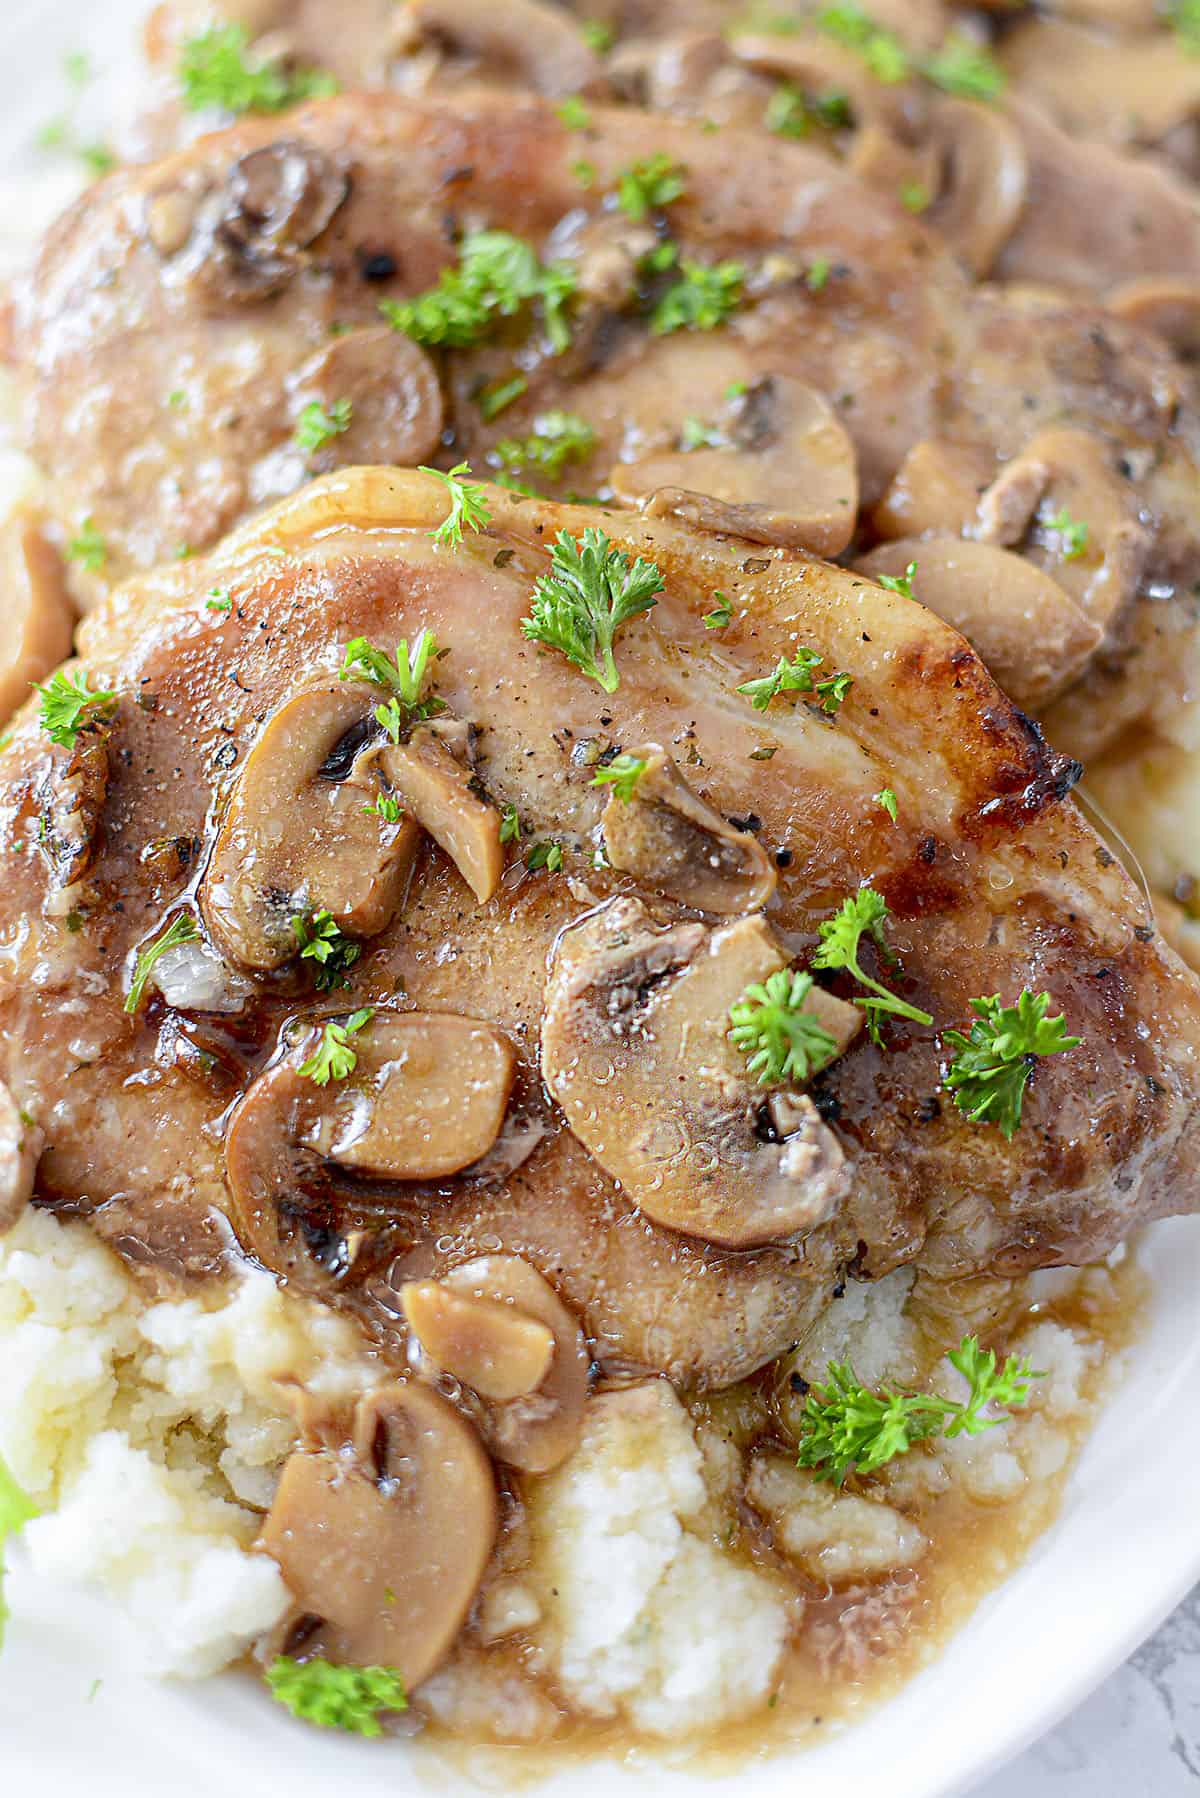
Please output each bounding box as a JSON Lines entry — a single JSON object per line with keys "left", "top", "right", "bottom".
{"left": 811, "top": 887, "right": 933, "bottom": 1044}
{"left": 579, "top": 18, "right": 615, "bottom": 52}
{"left": 875, "top": 786, "right": 898, "bottom": 822}
{"left": 477, "top": 373, "right": 528, "bottom": 420}
{"left": 178, "top": 24, "right": 337, "bottom": 115}
{"left": 796, "top": 1334, "right": 1043, "bottom": 1484}
{"left": 499, "top": 803, "right": 522, "bottom": 844}
{"left": 422, "top": 462, "right": 491, "bottom": 548}
{"left": 125, "top": 913, "right": 198, "bottom": 1014}
{"left": 206, "top": 588, "right": 233, "bottom": 613}
{"left": 729, "top": 968, "right": 840, "bottom": 1086}
{"left": 67, "top": 517, "right": 107, "bottom": 571}
{"left": 380, "top": 229, "right": 577, "bottom": 354}
{"left": 36, "top": 668, "right": 117, "bottom": 749}
{"left": 943, "top": 990, "right": 1080, "bottom": 1140}
{"left": 877, "top": 559, "right": 917, "bottom": 600}
{"left": 900, "top": 180, "right": 931, "bottom": 214}
{"left": 266, "top": 1658, "right": 407, "bottom": 1735}
{"left": 815, "top": 2, "right": 909, "bottom": 82}
{"left": 493, "top": 411, "right": 596, "bottom": 487}
{"left": 295, "top": 397, "right": 352, "bottom": 453}
{"left": 737, "top": 647, "right": 852, "bottom": 716}
{"left": 556, "top": 95, "right": 591, "bottom": 129}
{"left": 765, "top": 85, "right": 851, "bottom": 137}
{"left": 650, "top": 259, "right": 744, "bottom": 336}
{"left": 339, "top": 629, "right": 445, "bottom": 727}
{"left": 703, "top": 594, "right": 732, "bottom": 628}
{"left": 293, "top": 910, "right": 361, "bottom": 990}
{"left": 572, "top": 158, "right": 598, "bottom": 189}
{"left": 522, "top": 528, "right": 664, "bottom": 692}
{"left": 363, "top": 791, "right": 403, "bottom": 824}
{"left": 1044, "top": 507, "right": 1088, "bottom": 561}
{"left": 527, "top": 839, "right": 564, "bottom": 873}
{"left": 298, "top": 1007, "right": 374, "bottom": 1085}
{"left": 1172, "top": 0, "right": 1200, "bottom": 51}
{"left": 680, "top": 415, "right": 724, "bottom": 451}
{"left": 806, "top": 256, "right": 832, "bottom": 292}
{"left": 0, "top": 1451, "right": 36, "bottom": 1652}
{"left": 922, "top": 37, "right": 1005, "bottom": 102}
{"left": 590, "top": 752, "right": 647, "bottom": 801}
{"left": 615, "top": 153, "right": 687, "bottom": 222}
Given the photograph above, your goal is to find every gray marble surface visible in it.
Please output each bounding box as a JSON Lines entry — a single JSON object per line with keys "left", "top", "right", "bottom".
{"left": 971, "top": 1584, "right": 1200, "bottom": 1795}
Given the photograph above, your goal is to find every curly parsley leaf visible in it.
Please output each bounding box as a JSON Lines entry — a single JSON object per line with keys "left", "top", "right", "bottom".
{"left": 729, "top": 968, "right": 840, "bottom": 1086}
{"left": 339, "top": 629, "right": 445, "bottom": 726}
{"left": 650, "top": 259, "right": 744, "bottom": 335}
{"left": 797, "top": 1333, "right": 1043, "bottom": 1483}
{"left": 67, "top": 517, "right": 107, "bottom": 572}
{"left": 298, "top": 1007, "right": 374, "bottom": 1086}
{"left": 1044, "top": 506, "right": 1089, "bottom": 561}
{"left": 811, "top": 887, "right": 933, "bottom": 1044}
{"left": 922, "top": 36, "right": 1005, "bottom": 102}
{"left": 295, "top": 397, "right": 352, "bottom": 453}
{"left": 527, "top": 839, "right": 564, "bottom": 873}
{"left": 36, "top": 668, "right": 118, "bottom": 750}
{"left": 293, "top": 909, "right": 361, "bottom": 991}
{"left": 590, "top": 752, "right": 647, "bottom": 802}
{"left": 0, "top": 1451, "right": 37, "bottom": 1651}
{"left": 703, "top": 594, "right": 733, "bottom": 629}
{"left": 125, "top": 913, "right": 198, "bottom": 1015}
{"left": 178, "top": 24, "right": 337, "bottom": 115}
{"left": 266, "top": 1657, "right": 407, "bottom": 1735}
{"left": 815, "top": 2, "right": 910, "bottom": 82}
{"left": 877, "top": 559, "right": 916, "bottom": 600}
{"left": 738, "top": 647, "right": 852, "bottom": 715}
{"left": 492, "top": 411, "right": 596, "bottom": 488}
{"left": 380, "top": 229, "right": 577, "bottom": 354}
{"left": 499, "top": 803, "right": 522, "bottom": 844}
{"left": 615, "top": 152, "right": 687, "bottom": 221}
{"left": 875, "top": 786, "right": 898, "bottom": 822}
{"left": 422, "top": 462, "right": 491, "bottom": 548}
{"left": 522, "top": 528, "right": 664, "bottom": 692}
{"left": 943, "top": 990, "right": 1080, "bottom": 1140}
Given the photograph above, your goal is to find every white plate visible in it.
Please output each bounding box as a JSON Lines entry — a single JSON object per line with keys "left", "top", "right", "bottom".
{"left": 2, "top": 7, "right": 1199, "bottom": 1794}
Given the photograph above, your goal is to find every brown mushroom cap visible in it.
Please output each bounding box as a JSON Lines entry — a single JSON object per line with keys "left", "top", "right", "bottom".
{"left": 201, "top": 681, "right": 421, "bottom": 971}
{"left": 612, "top": 370, "right": 859, "bottom": 556}
{"left": 260, "top": 1380, "right": 497, "bottom": 1687}
{"left": 922, "top": 98, "right": 1029, "bottom": 279}
{"left": 398, "top": 0, "right": 603, "bottom": 96}
{"left": 289, "top": 326, "right": 445, "bottom": 471}
{"left": 379, "top": 723, "right": 503, "bottom": 904}
{"left": 401, "top": 1280, "right": 556, "bottom": 1400}
{"left": 857, "top": 537, "right": 1104, "bottom": 711}
{"left": 600, "top": 744, "right": 776, "bottom": 914}
{"left": 404, "top": 1255, "right": 591, "bottom": 1472}
{"left": 871, "top": 436, "right": 997, "bottom": 540}
{"left": 225, "top": 1011, "right": 517, "bottom": 1287}
{"left": 0, "top": 509, "right": 74, "bottom": 725}
{"left": 541, "top": 898, "right": 853, "bottom": 1249}
{"left": 1107, "top": 278, "right": 1200, "bottom": 360}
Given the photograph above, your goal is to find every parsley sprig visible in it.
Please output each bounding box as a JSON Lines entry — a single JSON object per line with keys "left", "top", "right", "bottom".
{"left": 737, "top": 648, "right": 852, "bottom": 716}
{"left": 0, "top": 1450, "right": 37, "bottom": 1652}
{"left": 295, "top": 398, "right": 352, "bottom": 453}
{"left": 943, "top": 990, "right": 1080, "bottom": 1140}
{"left": 266, "top": 1657, "right": 407, "bottom": 1735}
{"left": 339, "top": 630, "right": 445, "bottom": 734}
{"left": 492, "top": 411, "right": 596, "bottom": 489}
{"left": 298, "top": 1007, "right": 374, "bottom": 1085}
{"left": 729, "top": 968, "right": 840, "bottom": 1086}
{"left": 422, "top": 462, "right": 491, "bottom": 548}
{"left": 590, "top": 752, "right": 647, "bottom": 801}
{"left": 67, "top": 517, "right": 107, "bottom": 571}
{"left": 522, "top": 528, "right": 664, "bottom": 692}
{"left": 1044, "top": 507, "right": 1088, "bottom": 561}
{"left": 651, "top": 259, "right": 744, "bottom": 335}
{"left": 380, "top": 229, "right": 577, "bottom": 354}
{"left": 125, "top": 913, "right": 198, "bottom": 1015}
{"left": 36, "top": 668, "right": 117, "bottom": 750}
{"left": 616, "top": 153, "right": 687, "bottom": 222}
{"left": 293, "top": 910, "right": 361, "bottom": 991}
{"left": 797, "top": 1334, "right": 1043, "bottom": 1484}
{"left": 178, "top": 24, "right": 337, "bottom": 115}
{"left": 811, "top": 887, "right": 933, "bottom": 1044}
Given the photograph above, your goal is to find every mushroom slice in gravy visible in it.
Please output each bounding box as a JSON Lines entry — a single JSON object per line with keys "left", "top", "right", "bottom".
{"left": 379, "top": 722, "right": 504, "bottom": 904}
{"left": 261, "top": 1380, "right": 497, "bottom": 1688}
{"left": 541, "top": 898, "right": 853, "bottom": 1249}
{"left": 225, "top": 1011, "right": 517, "bottom": 1286}
{"left": 0, "top": 508, "right": 74, "bottom": 724}
{"left": 201, "top": 682, "right": 421, "bottom": 971}
{"left": 599, "top": 744, "right": 776, "bottom": 914}
{"left": 403, "top": 1255, "right": 590, "bottom": 1472}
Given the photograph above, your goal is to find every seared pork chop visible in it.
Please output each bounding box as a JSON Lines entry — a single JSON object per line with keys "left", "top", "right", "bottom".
{"left": 0, "top": 470, "right": 1195, "bottom": 1388}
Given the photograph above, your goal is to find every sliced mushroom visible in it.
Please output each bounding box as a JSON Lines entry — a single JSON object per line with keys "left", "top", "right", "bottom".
{"left": 847, "top": 124, "right": 940, "bottom": 210}
{"left": 871, "top": 437, "right": 997, "bottom": 541}
{"left": 403, "top": 1255, "right": 590, "bottom": 1472}
{"left": 541, "top": 897, "right": 853, "bottom": 1249}
{"left": 0, "top": 509, "right": 74, "bottom": 725}
{"left": 397, "top": 0, "right": 603, "bottom": 96}
{"left": 857, "top": 537, "right": 1104, "bottom": 710}
{"left": 289, "top": 326, "right": 445, "bottom": 470}
{"left": 608, "top": 31, "right": 771, "bottom": 128}
{"left": 201, "top": 682, "right": 421, "bottom": 971}
{"left": 35, "top": 723, "right": 111, "bottom": 891}
{"left": 1001, "top": 18, "right": 1200, "bottom": 162}
{"left": 225, "top": 1010, "right": 517, "bottom": 1287}
{"left": 260, "top": 1379, "right": 497, "bottom": 1687}
{"left": 0, "top": 1080, "right": 41, "bottom": 1234}
{"left": 1107, "top": 278, "right": 1200, "bottom": 361}
{"left": 169, "top": 142, "right": 350, "bottom": 302}
{"left": 973, "top": 427, "right": 1150, "bottom": 634}
{"left": 730, "top": 32, "right": 901, "bottom": 132}
{"left": 379, "top": 722, "right": 503, "bottom": 904}
{"left": 599, "top": 743, "right": 776, "bottom": 913}
{"left": 612, "top": 372, "right": 859, "bottom": 555}
{"left": 921, "top": 99, "right": 1028, "bottom": 279}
